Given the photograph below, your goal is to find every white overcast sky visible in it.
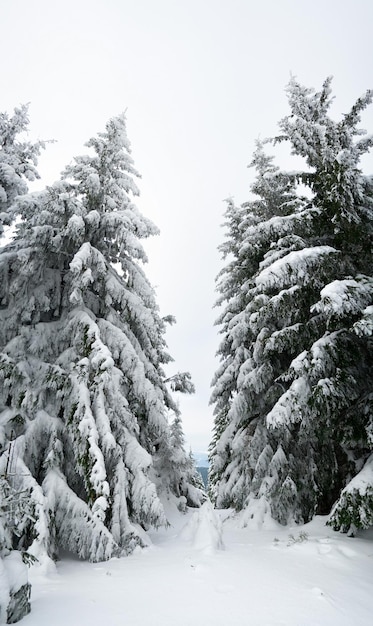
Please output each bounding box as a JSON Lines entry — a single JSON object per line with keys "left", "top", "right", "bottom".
{"left": 1, "top": 0, "right": 373, "bottom": 452}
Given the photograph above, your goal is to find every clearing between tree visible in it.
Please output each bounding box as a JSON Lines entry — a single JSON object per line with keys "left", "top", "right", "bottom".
{"left": 24, "top": 501, "right": 372, "bottom": 626}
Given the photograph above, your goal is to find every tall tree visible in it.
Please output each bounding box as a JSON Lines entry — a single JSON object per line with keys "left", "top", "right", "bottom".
{"left": 209, "top": 79, "right": 373, "bottom": 532}
{"left": 0, "top": 104, "right": 44, "bottom": 622}
{"left": 0, "top": 104, "right": 44, "bottom": 236}
{"left": 0, "top": 113, "right": 202, "bottom": 563}
{"left": 209, "top": 140, "right": 304, "bottom": 509}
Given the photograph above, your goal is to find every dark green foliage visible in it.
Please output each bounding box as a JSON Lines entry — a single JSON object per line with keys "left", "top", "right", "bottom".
{"left": 328, "top": 477, "right": 373, "bottom": 534}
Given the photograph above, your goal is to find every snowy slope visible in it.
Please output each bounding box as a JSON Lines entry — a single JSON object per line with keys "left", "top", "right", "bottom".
{"left": 23, "top": 505, "right": 373, "bottom": 626}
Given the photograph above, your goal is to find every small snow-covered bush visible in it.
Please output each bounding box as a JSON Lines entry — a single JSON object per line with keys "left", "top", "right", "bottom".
{"left": 328, "top": 489, "right": 373, "bottom": 535}
{"left": 328, "top": 455, "right": 373, "bottom": 535}
{"left": 287, "top": 531, "right": 309, "bottom": 546}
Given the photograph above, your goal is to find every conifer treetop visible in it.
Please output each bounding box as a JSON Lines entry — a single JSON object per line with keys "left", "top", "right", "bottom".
{"left": 0, "top": 104, "right": 45, "bottom": 233}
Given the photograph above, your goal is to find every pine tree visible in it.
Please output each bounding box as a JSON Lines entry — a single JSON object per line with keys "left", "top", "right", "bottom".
{"left": 0, "top": 104, "right": 44, "bottom": 236}
{"left": 209, "top": 141, "right": 304, "bottom": 510}
{"left": 155, "top": 414, "right": 206, "bottom": 511}
{"left": 0, "top": 104, "right": 43, "bottom": 622}
{"left": 210, "top": 79, "right": 373, "bottom": 531}
{"left": 0, "top": 113, "right": 202, "bottom": 562}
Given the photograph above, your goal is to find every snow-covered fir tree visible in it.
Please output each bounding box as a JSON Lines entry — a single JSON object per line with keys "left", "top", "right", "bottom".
{"left": 0, "top": 104, "right": 44, "bottom": 236}
{"left": 156, "top": 414, "right": 206, "bottom": 512}
{"left": 209, "top": 78, "right": 373, "bottom": 532}
{"left": 0, "top": 104, "right": 44, "bottom": 624}
{"left": 209, "top": 141, "right": 303, "bottom": 508}
{"left": 0, "top": 113, "right": 203, "bottom": 563}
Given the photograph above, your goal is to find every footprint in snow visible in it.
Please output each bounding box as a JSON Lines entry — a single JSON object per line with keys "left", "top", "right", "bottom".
{"left": 317, "top": 537, "right": 332, "bottom": 555}
{"left": 336, "top": 545, "right": 357, "bottom": 558}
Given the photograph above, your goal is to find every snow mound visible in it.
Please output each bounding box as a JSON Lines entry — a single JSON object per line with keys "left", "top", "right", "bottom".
{"left": 179, "top": 500, "right": 224, "bottom": 554}
{"left": 227, "top": 496, "right": 281, "bottom": 530}
{"left": 0, "top": 551, "right": 30, "bottom": 623}
{"left": 3, "top": 552, "right": 28, "bottom": 593}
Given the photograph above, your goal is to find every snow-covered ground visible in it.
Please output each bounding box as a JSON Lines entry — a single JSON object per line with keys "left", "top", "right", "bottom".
{"left": 23, "top": 502, "right": 373, "bottom": 626}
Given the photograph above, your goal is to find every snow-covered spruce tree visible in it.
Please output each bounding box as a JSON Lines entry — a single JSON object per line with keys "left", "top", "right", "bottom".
{"left": 156, "top": 414, "right": 206, "bottom": 511}
{"left": 0, "top": 113, "right": 202, "bottom": 563}
{"left": 0, "top": 104, "right": 43, "bottom": 624}
{"left": 0, "top": 104, "right": 44, "bottom": 236}
{"left": 209, "top": 141, "right": 303, "bottom": 508}
{"left": 209, "top": 79, "right": 373, "bottom": 531}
